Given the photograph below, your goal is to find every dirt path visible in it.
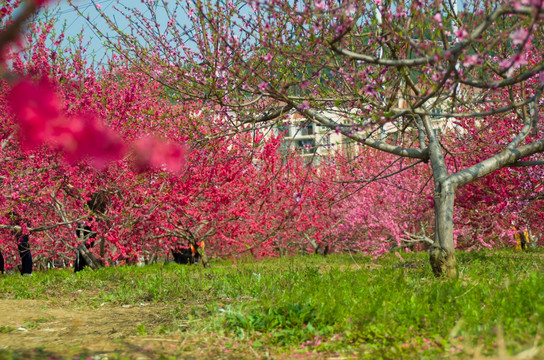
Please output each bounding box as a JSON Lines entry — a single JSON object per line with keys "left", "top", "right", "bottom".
{"left": 0, "top": 299, "right": 334, "bottom": 359}
{"left": 0, "top": 299, "right": 187, "bottom": 358}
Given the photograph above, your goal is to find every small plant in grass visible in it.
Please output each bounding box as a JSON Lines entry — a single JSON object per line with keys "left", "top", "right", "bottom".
{"left": 223, "top": 303, "right": 327, "bottom": 346}
{"left": 0, "top": 325, "right": 15, "bottom": 333}
{"left": 136, "top": 323, "right": 148, "bottom": 336}
{"left": 22, "top": 317, "right": 53, "bottom": 330}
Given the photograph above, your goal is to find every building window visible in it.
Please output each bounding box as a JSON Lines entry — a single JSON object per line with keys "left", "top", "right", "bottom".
{"left": 296, "top": 138, "right": 316, "bottom": 154}
{"left": 279, "top": 141, "right": 291, "bottom": 154}
{"left": 321, "top": 134, "right": 331, "bottom": 146}
{"left": 275, "top": 124, "right": 290, "bottom": 137}
{"left": 299, "top": 122, "right": 314, "bottom": 136}
{"left": 319, "top": 125, "right": 330, "bottom": 133}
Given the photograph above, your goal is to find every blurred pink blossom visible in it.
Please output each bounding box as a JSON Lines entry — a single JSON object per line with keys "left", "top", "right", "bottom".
{"left": 133, "top": 136, "right": 187, "bottom": 173}
{"left": 462, "top": 54, "right": 479, "bottom": 67}
{"left": 509, "top": 28, "right": 529, "bottom": 46}
{"left": 8, "top": 78, "right": 126, "bottom": 168}
{"left": 34, "top": 0, "right": 54, "bottom": 6}
{"left": 8, "top": 79, "right": 62, "bottom": 149}
{"left": 455, "top": 28, "right": 469, "bottom": 41}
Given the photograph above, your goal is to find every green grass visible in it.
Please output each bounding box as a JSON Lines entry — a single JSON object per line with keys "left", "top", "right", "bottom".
{"left": 1, "top": 249, "right": 544, "bottom": 359}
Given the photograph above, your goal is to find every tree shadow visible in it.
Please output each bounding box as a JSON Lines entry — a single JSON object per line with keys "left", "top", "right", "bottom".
{"left": 0, "top": 344, "right": 178, "bottom": 360}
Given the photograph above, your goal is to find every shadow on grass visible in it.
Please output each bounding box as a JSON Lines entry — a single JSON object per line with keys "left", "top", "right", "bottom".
{"left": 0, "top": 348, "right": 88, "bottom": 360}
{"left": 0, "top": 347, "right": 174, "bottom": 360}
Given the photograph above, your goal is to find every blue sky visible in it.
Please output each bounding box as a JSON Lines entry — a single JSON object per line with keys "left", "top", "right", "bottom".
{"left": 41, "top": 0, "right": 463, "bottom": 65}
{"left": 44, "top": 0, "right": 176, "bottom": 64}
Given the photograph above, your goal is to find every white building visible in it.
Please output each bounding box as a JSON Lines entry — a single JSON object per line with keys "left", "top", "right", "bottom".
{"left": 271, "top": 97, "right": 463, "bottom": 164}
{"left": 274, "top": 111, "right": 356, "bottom": 163}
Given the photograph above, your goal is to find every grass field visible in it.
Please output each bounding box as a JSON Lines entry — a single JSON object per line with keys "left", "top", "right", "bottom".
{"left": 0, "top": 250, "right": 543, "bottom": 359}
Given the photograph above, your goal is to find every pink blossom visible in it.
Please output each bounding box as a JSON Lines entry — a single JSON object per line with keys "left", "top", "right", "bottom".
{"left": 59, "top": 113, "right": 126, "bottom": 168}
{"left": 462, "top": 54, "right": 479, "bottom": 67}
{"left": 33, "top": 0, "right": 54, "bottom": 6}
{"left": 344, "top": 4, "right": 356, "bottom": 15}
{"left": 512, "top": 53, "right": 528, "bottom": 67}
{"left": 509, "top": 28, "right": 529, "bottom": 46}
{"left": 8, "top": 78, "right": 125, "bottom": 168}
{"left": 455, "top": 28, "right": 469, "bottom": 41}
{"left": 293, "top": 191, "right": 304, "bottom": 203}
{"left": 258, "top": 81, "right": 268, "bottom": 91}
{"left": 515, "top": 0, "right": 544, "bottom": 8}
{"left": 315, "top": 1, "right": 325, "bottom": 10}
{"left": 133, "top": 136, "right": 187, "bottom": 174}
{"left": 363, "top": 83, "right": 376, "bottom": 95}
{"left": 8, "top": 79, "right": 63, "bottom": 150}
{"left": 96, "top": 3, "right": 102, "bottom": 10}
{"left": 500, "top": 53, "right": 528, "bottom": 76}
{"left": 299, "top": 101, "right": 310, "bottom": 110}
{"left": 433, "top": 13, "right": 442, "bottom": 24}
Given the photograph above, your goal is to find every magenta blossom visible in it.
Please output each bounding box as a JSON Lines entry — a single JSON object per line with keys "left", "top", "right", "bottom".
{"left": 133, "top": 136, "right": 187, "bottom": 174}
{"left": 8, "top": 78, "right": 126, "bottom": 168}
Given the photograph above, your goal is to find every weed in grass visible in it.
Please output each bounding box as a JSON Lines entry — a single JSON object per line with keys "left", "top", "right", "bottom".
{"left": 136, "top": 323, "right": 147, "bottom": 335}
{"left": 22, "top": 317, "right": 54, "bottom": 330}
{"left": 0, "top": 325, "right": 15, "bottom": 333}
{"left": 223, "top": 302, "right": 324, "bottom": 345}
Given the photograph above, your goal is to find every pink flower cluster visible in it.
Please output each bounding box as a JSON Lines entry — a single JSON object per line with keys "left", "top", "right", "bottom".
{"left": 8, "top": 78, "right": 125, "bottom": 168}
{"left": 34, "top": 0, "right": 54, "bottom": 5}
{"left": 8, "top": 78, "right": 186, "bottom": 172}
{"left": 133, "top": 136, "right": 187, "bottom": 173}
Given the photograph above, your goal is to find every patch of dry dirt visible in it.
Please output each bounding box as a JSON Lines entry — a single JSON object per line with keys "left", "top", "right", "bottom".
{"left": 0, "top": 299, "right": 185, "bottom": 358}
{"left": 0, "top": 300, "right": 339, "bottom": 359}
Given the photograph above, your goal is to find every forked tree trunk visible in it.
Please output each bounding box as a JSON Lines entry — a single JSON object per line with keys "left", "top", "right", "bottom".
{"left": 429, "top": 181, "right": 456, "bottom": 278}
{"left": 420, "top": 115, "right": 457, "bottom": 278}
{"left": 77, "top": 242, "right": 103, "bottom": 270}
{"left": 425, "top": 95, "right": 544, "bottom": 278}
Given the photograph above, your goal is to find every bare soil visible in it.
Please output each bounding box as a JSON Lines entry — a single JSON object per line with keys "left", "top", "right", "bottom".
{"left": 0, "top": 300, "right": 338, "bottom": 359}
{"left": 0, "top": 299, "right": 181, "bottom": 358}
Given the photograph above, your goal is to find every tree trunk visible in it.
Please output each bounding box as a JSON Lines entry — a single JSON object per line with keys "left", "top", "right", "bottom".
{"left": 77, "top": 243, "right": 103, "bottom": 270}
{"left": 429, "top": 181, "right": 456, "bottom": 278}
{"left": 99, "top": 237, "right": 105, "bottom": 258}
{"left": 419, "top": 114, "right": 457, "bottom": 278}
{"left": 200, "top": 252, "right": 210, "bottom": 267}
